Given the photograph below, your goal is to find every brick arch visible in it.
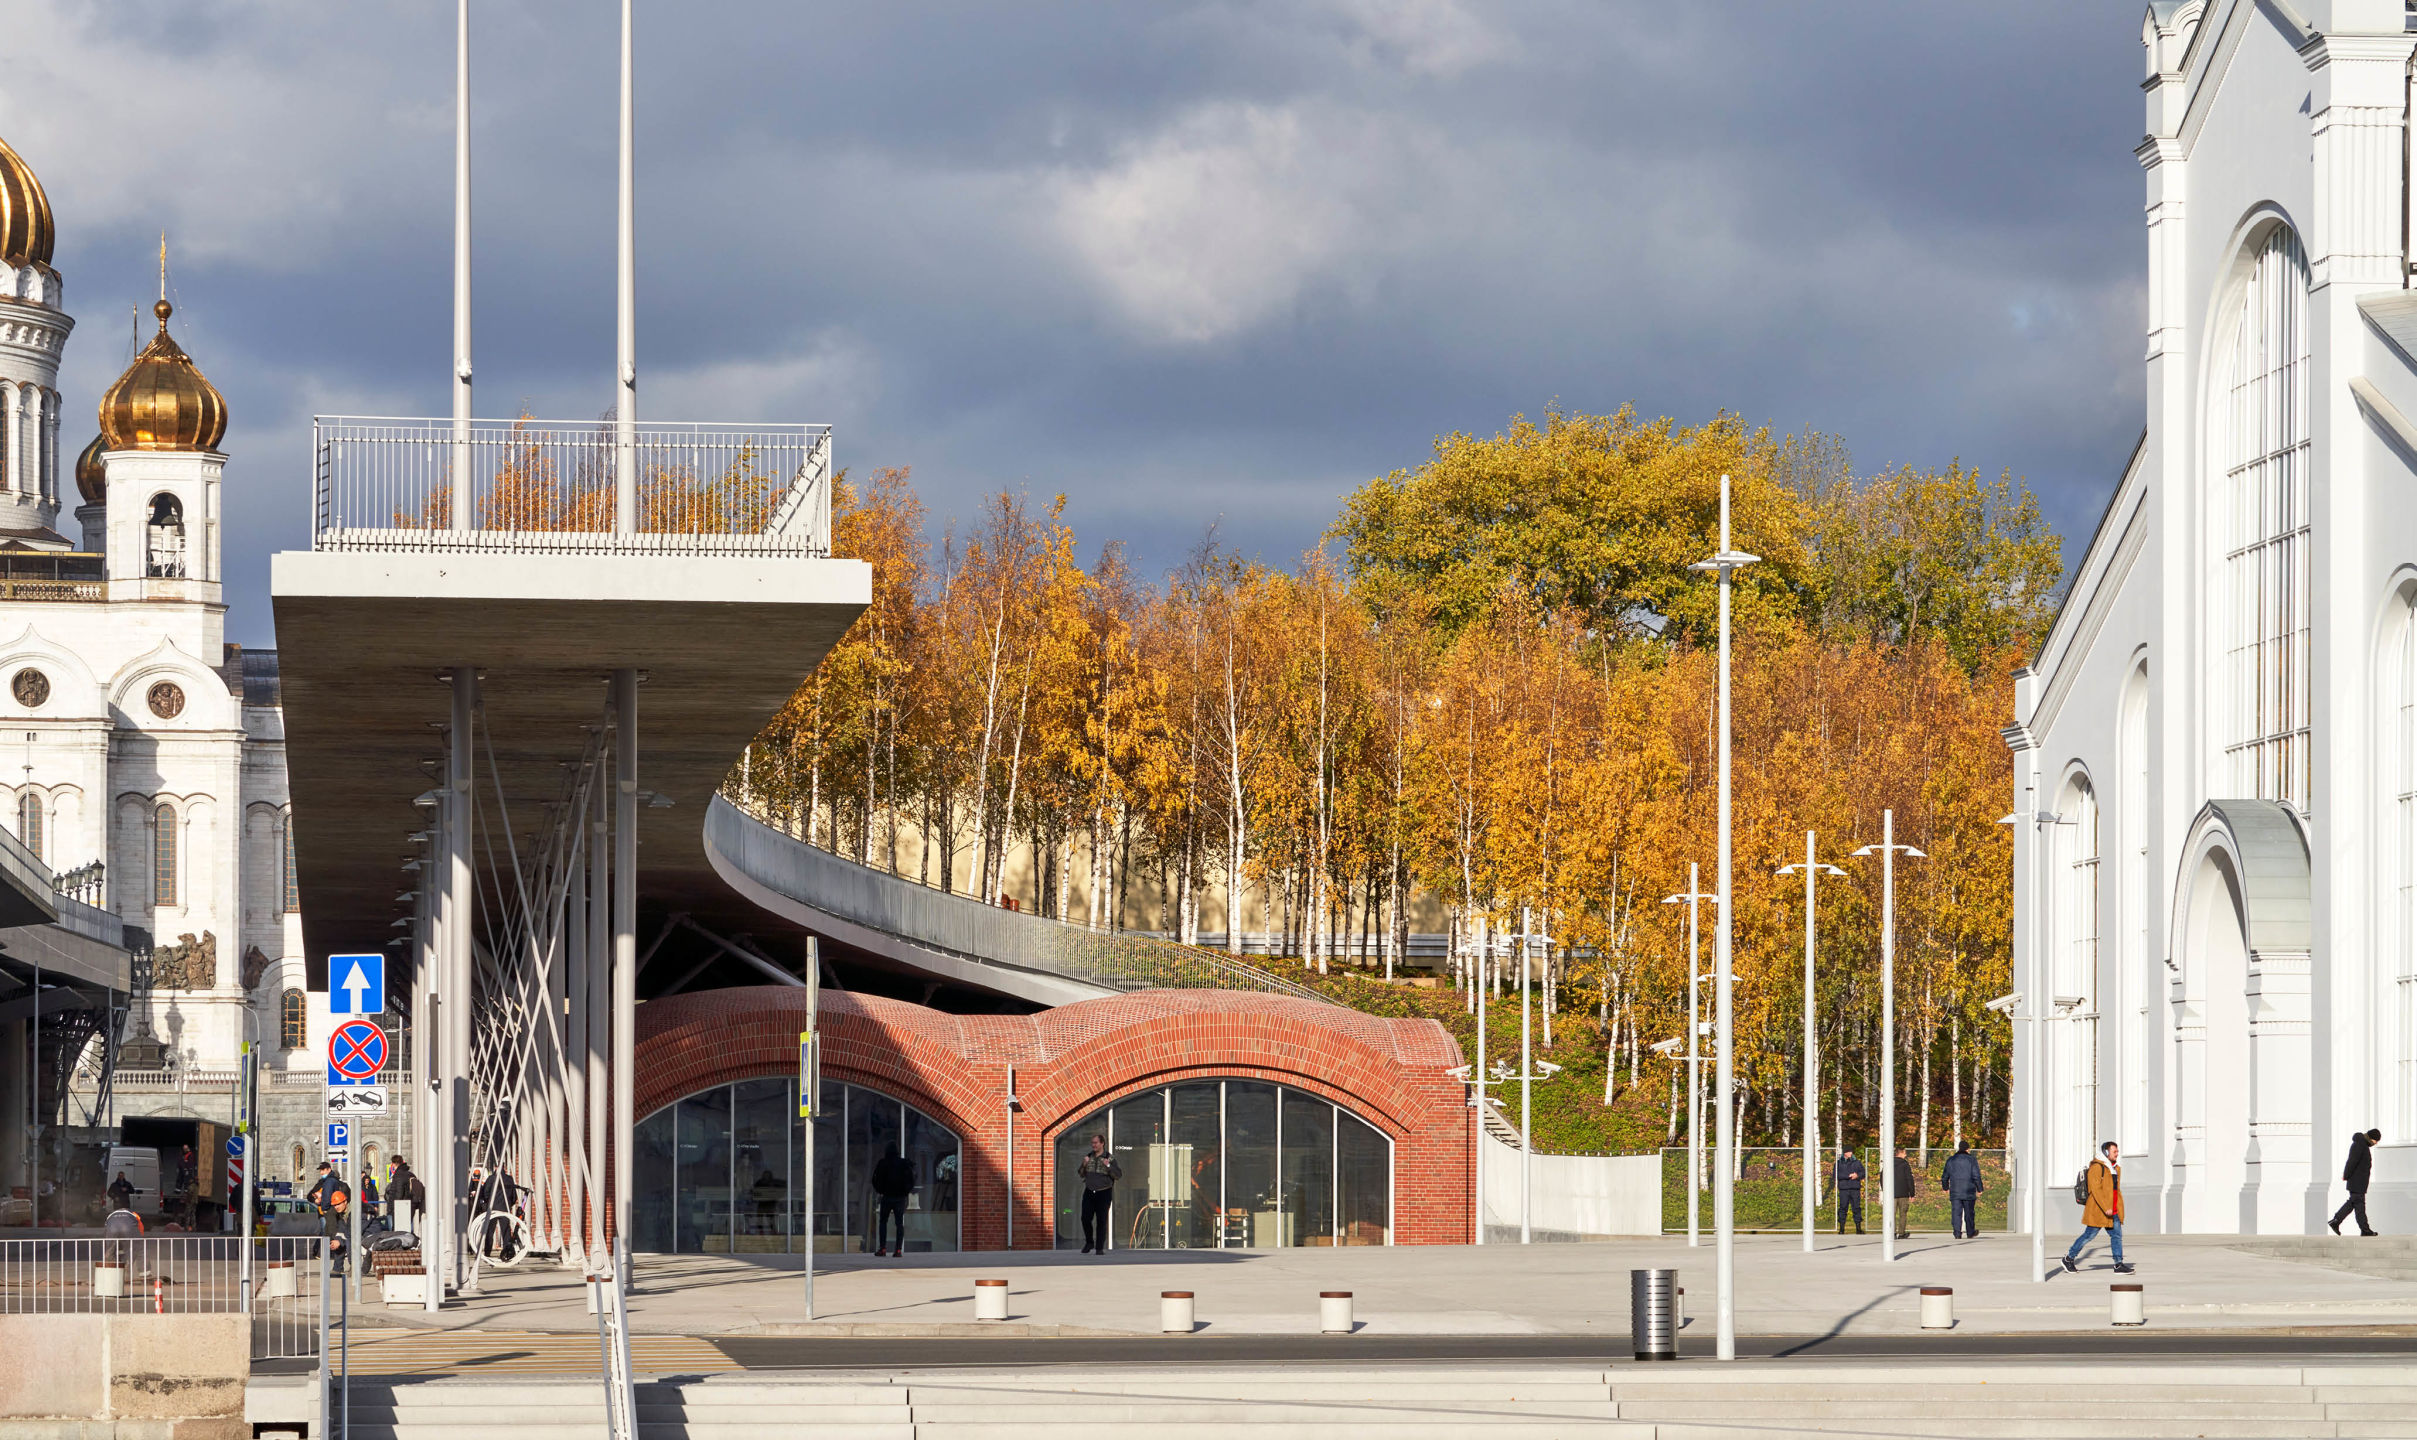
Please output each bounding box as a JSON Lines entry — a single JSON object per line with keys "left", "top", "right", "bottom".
{"left": 635, "top": 988, "right": 985, "bottom": 1143}
{"left": 634, "top": 985, "right": 1468, "bottom": 1249}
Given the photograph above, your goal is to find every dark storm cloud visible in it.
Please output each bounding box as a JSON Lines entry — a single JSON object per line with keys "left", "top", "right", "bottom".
{"left": 2, "top": 2, "right": 2144, "bottom": 642}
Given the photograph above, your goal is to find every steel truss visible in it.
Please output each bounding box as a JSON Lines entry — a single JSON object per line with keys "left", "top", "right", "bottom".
{"left": 412, "top": 668, "right": 641, "bottom": 1329}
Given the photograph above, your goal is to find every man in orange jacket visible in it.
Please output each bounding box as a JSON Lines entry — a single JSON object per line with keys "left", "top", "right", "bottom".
{"left": 2060, "top": 1140, "right": 2133, "bottom": 1276}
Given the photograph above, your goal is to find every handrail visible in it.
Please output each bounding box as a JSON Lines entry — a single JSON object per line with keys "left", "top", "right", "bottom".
{"left": 704, "top": 795, "right": 1330, "bottom": 1003}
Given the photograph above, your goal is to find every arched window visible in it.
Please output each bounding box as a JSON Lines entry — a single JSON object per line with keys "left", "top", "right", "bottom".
{"left": 151, "top": 802, "right": 176, "bottom": 906}
{"left": 633, "top": 1079, "right": 961, "bottom": 1255}
{"left": 281, "top": 816, "right": 299, "bottom": 912}
{"left": 15, "top": 790, "right": 40, "bottom": 864}
{"left": 2220, "top": 225, "right": 2311, "bottom": 808}
{"left": 1053, "top": 1080, "right": 1392, "bottom": 1250}
{"left": 291, "top": 1144, "right": 307, "bottom": 1184}
{"left": 2053, "top": 777, "right": 2100, "bottom": 1176}
{"left": 145, "top": 493, "right": 186, "bottom": 579}
{"left": 279, "top": 987, "right": 306, "bottom": 1050}
{"left": 2388, "top": 587, "right": 2417, "bottom": 1141}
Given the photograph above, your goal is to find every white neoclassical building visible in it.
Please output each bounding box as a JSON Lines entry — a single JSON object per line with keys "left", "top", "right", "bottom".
{"left": 2015, "top": 0, "right": 2417, "bottom": 1235}
{"left": 0, "top": 131, "right": 395, "bottom": 1194}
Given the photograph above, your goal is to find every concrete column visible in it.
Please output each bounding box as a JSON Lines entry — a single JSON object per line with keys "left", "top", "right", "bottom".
{"left": 611, "top": 669, "right": 637, "bottom": 1262}
{"left": 586, "top": 743, "right": 609, "bottom": 1261}
{"left": 446, "top": 668, "right": 477, "bottom": 1293}
{"left": 565, "top": 817, "right": 588, "bottom": 1264}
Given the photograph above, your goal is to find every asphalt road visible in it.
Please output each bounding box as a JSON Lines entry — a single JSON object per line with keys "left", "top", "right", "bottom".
{"left": 706, "top": 1328, "right": 2417, "bottom": 1369}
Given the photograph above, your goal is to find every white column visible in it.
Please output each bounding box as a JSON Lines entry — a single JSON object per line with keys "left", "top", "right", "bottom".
{"left": 445, "top": 669, "right": 477, "bottom": 1294}
{"left": 565, "top": 817, "right": 588, "bottom": 1264}
{"left": 611, "top": 670, "right": 637, "bottom": 1262}
{"left": 585, "top": 750, "right": 609, "bottom": 1263}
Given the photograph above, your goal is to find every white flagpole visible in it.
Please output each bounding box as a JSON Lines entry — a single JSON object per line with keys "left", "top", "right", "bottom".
{"left": 615, "top": 0, "right": 638, "bottom": 535}
{"left": 451, "top": 0, "right": 471, "bottom": 533}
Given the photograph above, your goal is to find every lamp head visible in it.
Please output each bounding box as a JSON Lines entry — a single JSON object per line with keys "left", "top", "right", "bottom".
{"left": 1903, "top": 846, "right": 1926, "bottom": 859}
{"left": 1850, "top": 844, "right": 1877, "bottom": 857}
{"left": 1821, "top": 865, "right": 1846, "bottom": 876}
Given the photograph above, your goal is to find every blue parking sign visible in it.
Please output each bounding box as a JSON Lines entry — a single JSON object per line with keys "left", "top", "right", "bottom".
{"left": 326, "top": 1119, "right": 350, "bottom": 1153}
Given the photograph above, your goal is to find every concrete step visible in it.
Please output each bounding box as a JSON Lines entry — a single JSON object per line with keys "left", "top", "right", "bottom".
{"left": 1617, "top": 1398, "right": 2322, "bottom": 1421}
{"left": 900, "top": 1426, "right": 1642, "bottom": 1439}
{"left": 1607, "top": 1381, "right": 2322, "bottom": 1403}
{"left": 1647, "top": 1426, "right": 2338, "bottom": 1440}
{"left": 905, "top": 1402, "right": 1623, "bottom": 1422}
{"left": 899, "top": 1383, "right": 1621, "bottom": 1403}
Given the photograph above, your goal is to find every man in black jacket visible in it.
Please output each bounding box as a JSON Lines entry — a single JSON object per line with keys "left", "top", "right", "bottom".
{"left": 1891, "top": 1148, "right": 1917, "bottom": 1239}
{"left": 1830, "top": 1149, "right": 1867, "bottom": 1235}
{"left": 1941, "top": 1142, "right": 1984, "bottom": 1239}
{"left": 1077, "top": 1133, "right": 1122, "bottom": 1254}
{"left": 2330, "top": 1129, "right": 2382, "bottom": 1236}
{"left": 869, "top": 1144, "right": 914, "bottom": 1257}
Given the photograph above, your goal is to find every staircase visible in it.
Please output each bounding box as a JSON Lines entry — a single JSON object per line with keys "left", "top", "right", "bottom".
{"left": 2223, "top": 1234, "right": 2417, "bottom": 1281}
{"left": 327, "top": 1359, "right": 2417, "bottom": 1438}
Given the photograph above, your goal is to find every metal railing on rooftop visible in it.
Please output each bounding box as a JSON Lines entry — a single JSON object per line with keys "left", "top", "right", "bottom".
{"left": 705, "top": 796, "right": 1330, "bottom": 1003}
{"left": 0, "top": 551, "right": 104, "bottom": 602}
{"left": 310, "top": 415, "right": 834, "bottom": 557}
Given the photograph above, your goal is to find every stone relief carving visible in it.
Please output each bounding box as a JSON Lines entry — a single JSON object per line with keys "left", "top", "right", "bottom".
{"left": 241, "top": 944, "right": 273, "bottom": 992}
{"left": 152, "top": 930, "right": 217, "bottom": 989}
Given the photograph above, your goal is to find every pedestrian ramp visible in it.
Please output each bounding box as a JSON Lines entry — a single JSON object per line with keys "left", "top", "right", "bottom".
{"left": 295, "top": 1357, "right": 2417, "bottom": 1438}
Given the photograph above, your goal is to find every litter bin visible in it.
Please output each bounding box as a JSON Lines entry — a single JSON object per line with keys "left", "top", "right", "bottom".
{"left": 1631, "top": 1268, "right": 1678, "bottom": 1361}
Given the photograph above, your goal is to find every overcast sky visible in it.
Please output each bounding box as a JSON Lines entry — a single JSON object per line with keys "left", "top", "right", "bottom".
{"left": 5, "top": 1, "right": 2146, "bottom": 645}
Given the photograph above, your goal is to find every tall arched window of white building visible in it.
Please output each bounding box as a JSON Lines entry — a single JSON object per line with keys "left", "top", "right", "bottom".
{"left": 2387, "top": 584, "right": 2417, "bottom": 1140}
{"left": 2219, "top": 225, "right": 2311, "bottom": 808}
{"left": 2118, "top": 663, "right": 2149, "bottom": 1152}
{"left": 151, "top": 802, "right": 177, "bottom": 907}
{"left": 2055, "top": 776, "right": 2100, "bottom": 1172}
{"left": 15, "top": 790, "right": 41, "bottom": 865}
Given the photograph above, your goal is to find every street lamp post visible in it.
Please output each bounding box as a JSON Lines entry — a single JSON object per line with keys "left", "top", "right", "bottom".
{"left": 1852, "top": 809, "right": 1924, "bottom": 1264}
{"left": 1776, "top": 832, "right": 1845, "bottom": 1254}
{"left": 1999, "top": 800, "right": 2071, "bottom": 1283}
{"left": 1664, "top": 867, "right": 1718, "bottom": 1248}
{"left": 1688, "top": 473, "right": 1757, "bottom": 1361}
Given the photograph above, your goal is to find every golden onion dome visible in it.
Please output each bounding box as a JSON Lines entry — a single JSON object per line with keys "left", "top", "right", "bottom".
{"left": 0, "top": 134, "right": 54, "bottom": 269}
{"left": 99, "top": 300, "right": 227, "bottom": 453}
{"left": 73, "top": 434, "right": 106, "bottom": 506}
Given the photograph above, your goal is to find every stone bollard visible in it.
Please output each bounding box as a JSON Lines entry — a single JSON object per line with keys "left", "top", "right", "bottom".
{"left": 264, "top": 1261, "right": 296, "bottom": 1299}
{"left": 94, "top": 1262, "right": 125, "bottom": 1299}
{"left": 975, "top": 1279, "right": 1009, "bottom": 1321}
{"left": 1160, "top": 1291, "right": 1195, "bottom": 1333}
{"left": 1320, "top": 1291, "right": 1353, "bottom": 1334}
{"left": 1919, "top": 1287, "right": 1953, "bottom": 1329}
{"left": 2110, "top": 1283, "right": 2146, "bottom": 1327}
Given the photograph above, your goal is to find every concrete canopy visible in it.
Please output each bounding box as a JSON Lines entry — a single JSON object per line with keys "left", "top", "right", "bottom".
{"left": 269, "top": 549, "right": 868, "bottom": 980}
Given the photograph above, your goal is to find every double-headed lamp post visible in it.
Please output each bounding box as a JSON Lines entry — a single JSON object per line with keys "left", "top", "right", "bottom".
{"left": 1999, "top": 803, "right": 2071, "bottom": 1283}
{"left": 1687, "top": 473, "right": 1757, "bottom": 1361}
{"left": 1776, "top": 833, "right": 1846, "bottom": 1254}
{"left": 1664, "top": 866, "right": 1719, "bottom": 1248}
{"left": 1851, "top": 810, "right": 1924, "bottom": 1264}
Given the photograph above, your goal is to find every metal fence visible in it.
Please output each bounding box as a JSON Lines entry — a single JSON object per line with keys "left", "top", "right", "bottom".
{"left": 0, "top": 1237, "right": 325, "bottom": 1359}
{"left": 311, "top": 415, "right": 834, "bottom": 556}
{"left": 706, "top": 795, "right": 1331, "bottom": 1002}
{"left": 1661, "top": 1146, "right": 2012, "bottom": 1234}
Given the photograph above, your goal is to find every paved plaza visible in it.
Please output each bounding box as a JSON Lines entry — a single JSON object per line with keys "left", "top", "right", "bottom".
{"left": 361, "top": 1234, "right": 2417, "bottom": 1340}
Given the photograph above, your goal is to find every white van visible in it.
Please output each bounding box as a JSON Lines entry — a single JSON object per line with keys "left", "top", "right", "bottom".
{"left": 102, "top": 1147, "right": 163, "bottom": 1221}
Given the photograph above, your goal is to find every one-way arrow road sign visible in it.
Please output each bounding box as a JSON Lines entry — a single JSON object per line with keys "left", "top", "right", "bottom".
{"left": 329, "top": 953, "right": 385, "bottom": 1016}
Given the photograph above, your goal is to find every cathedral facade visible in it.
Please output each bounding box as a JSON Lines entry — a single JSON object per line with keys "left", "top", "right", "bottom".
{"left": 1, "top": 131, "right": 395, "bottom": 1189}
{"left": 2015, "top": 0, "right": 2417, "bottom": 1235}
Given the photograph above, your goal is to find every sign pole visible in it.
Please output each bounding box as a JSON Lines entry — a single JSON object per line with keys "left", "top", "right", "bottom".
{"left": 238, "top": 1042, "right": 254, "bottom": 1295}
{"left": 801, "top": 936, "right": 819, "bottom": 1320}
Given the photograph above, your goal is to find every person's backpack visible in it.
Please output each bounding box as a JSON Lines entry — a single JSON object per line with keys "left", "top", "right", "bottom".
{"left": 2072, "top": 1165, "right": 2093, "bottom": 1206}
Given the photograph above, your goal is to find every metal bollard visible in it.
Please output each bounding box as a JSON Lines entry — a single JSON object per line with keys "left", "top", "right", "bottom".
{"left": 1675, "top": 1286, "right": 1685, "bottom": 1329}
{"left": 1320, "top": 1291, "right": 1353, "bottom": 1334}
{"left": 94, "top": 1263, "right": 125, "bottom": 1299}
{"left": 975, "top": 1279, "right": 1009, "bottom": 1321}
{"left": 264, "top": 1261, "right": 296, "bottom": 1299}
{"left": 1160, "top": 1291, "right": 1195, "bottom": 1334}
{"left": 2110, "top": 1283, "right": 2145, "bottom": 1327}
{"left": 1631, "top": 1269, "right": 1678, "bottom": 1361}
{"left": 1920, "top": 1286, "right": 1953, "bottom": 1329}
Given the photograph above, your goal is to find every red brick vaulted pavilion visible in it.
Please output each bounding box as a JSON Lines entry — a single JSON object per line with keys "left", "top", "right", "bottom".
{"left": 635, "top": 986, "right": 1472, "bottom": 1247}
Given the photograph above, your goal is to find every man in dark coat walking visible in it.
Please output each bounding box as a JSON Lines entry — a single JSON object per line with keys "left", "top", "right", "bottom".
{"left": 2331, "top": 1129, "right": 2382, "bottom": 1236}
{"left": 1830, "top": 1149, "right": 1867, "bottom": 1235}
{"left": 1891, "top": 1148, "right": 1918, "bottom": 1239}
{"left": 1942, "top": 1141, "right": 1984, "bottom": 1239}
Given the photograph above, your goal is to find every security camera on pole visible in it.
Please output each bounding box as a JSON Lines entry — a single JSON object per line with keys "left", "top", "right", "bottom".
{"left": 1776, "top": 833, "right": 1846, "bottom": 1254}
{"left": 1662, "top": 867, "right": 1719, "bottom": 1249}
{"left": 1686, "top": 474, "right": 1756, "bottom": 1362}
{"left": 1851, "top": 811, "right": 1924, "bottom": 1264}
